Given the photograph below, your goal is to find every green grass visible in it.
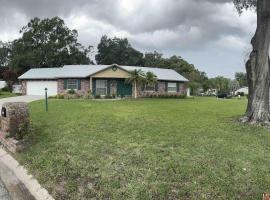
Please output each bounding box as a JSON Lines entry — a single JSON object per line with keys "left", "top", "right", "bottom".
{"left": 0, "top": 91, "right": 18, "bottom": 98}
{"left": 16, "top": 98, "right": 270, "bottom": 199}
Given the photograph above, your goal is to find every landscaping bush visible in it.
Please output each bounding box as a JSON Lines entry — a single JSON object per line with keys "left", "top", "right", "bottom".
{"left": 67, "top": 89, "right": 76, "bottom": 94}
{"left": 48, "top": 95, "right": 57, "bottom": 99}
{"left": 64, "top": 94, "right": 77, "bottom": 99}
{"left": 95, "top": 94, "right": 101, "bottom": 99}
{"left": 83, "top": 93, "right": 94, "bottom": 100}
{"left": 104, "top": 95, "right": 113, "bottom": 99}
{"left": 1, "top": 87, "right": 9, "bottom": 92}
{"left": 144, "top": 93, "right": 187, "bottom": 99}
{"left": 57, "top": 94, "right": 65, "bottom": 99}
{"left": 217, "top": 93, "right": 228, "bottom": 98}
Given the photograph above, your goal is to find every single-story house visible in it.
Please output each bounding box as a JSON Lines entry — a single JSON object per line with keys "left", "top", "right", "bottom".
{"left": 18, "top": 64, "right": 189, "bottom": 97}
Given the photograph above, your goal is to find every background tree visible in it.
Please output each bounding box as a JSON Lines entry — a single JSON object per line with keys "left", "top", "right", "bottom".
{"left": 0, "top": 41, "right": 11, "bottom": 67}
{"left": 210, "top": 77, "right": 230, "bottom": 94}
{"left": 234, "top": 0, "right": 270, "bottom": 123}
{"left": 229, "top": 80, "right": 240, "bottom": 95}
{"left": 144, "top": 71, "right": 157, "bottom": 89}
{"left": 96, "top": 35, "right": 143, "bottom": 66}
{"left": 142, "top": 52, "right": 208, "bottom": 94}
{"left": 10, "top": 17, "right": 93, "bottom": 74}
{"left": 2, "top": 68, "right": 18, "bottom": 92}
{"left": 235, "top": 72, "right": 247, "bottom": 87}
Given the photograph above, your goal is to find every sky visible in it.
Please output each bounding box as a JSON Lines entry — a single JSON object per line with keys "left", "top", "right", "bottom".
{"left": 0, "top": 0, "right": 257, "bottom": 78}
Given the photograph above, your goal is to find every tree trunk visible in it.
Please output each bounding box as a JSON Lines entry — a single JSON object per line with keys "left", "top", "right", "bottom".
{"left": 134, "top": 81, "right": 137, "bottom": 99}
{"left": 243, "top": 0, "right": 270, "bottom": 124}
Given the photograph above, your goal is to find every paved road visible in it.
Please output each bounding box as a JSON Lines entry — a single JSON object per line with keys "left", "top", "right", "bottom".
{"left": 0, "top": 179, "right": 11, "bottom": 200}
{"left": 0, "top": 95, "right": 44, "bottom": 109}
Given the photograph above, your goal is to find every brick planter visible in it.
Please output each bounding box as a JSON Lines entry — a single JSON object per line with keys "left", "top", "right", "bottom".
{"left": 0, "top": 102, "right": 29, "bottom": 153}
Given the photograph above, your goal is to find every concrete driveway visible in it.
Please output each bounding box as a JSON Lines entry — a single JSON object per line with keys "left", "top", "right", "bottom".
{"left": 0, "top": 95, "right": 44, "bottom": 109}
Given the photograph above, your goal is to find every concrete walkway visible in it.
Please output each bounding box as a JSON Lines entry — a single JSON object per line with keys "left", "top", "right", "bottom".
{"left": 0, "top": 95, "right": 43, "bottom": 109}
{"left": 0, "top": 178, "right": 11, "bottom": 200}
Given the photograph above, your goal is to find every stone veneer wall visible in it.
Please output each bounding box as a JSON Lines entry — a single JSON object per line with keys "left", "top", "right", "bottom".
{"left": 58, "top": 79, "right": 90, "bottom": 95}
{"left": 137, "top": 81, "right": 187, "bottom": 97}
{"left": 21, "top": 80, "right": 27, "bottom": 95}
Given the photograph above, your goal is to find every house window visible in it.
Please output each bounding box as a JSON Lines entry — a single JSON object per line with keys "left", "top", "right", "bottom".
{"left": 96, "top": 80, "right": 107, "bottom": 95}
{"left": 168, "top": 82, "right": 177, "bottom": 92}
{"left": 67, "top": 79, "right": 78, "bottom": 90}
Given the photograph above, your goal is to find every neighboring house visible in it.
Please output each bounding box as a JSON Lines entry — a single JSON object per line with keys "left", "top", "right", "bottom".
{"left": 18, "top": 64, "right": 189, "bottom": 97}
{"left": 12, "top": 84, "right": 22, "bottom": 94}
{"left": 235, "top": 87, "right": 248, "bottom": 95}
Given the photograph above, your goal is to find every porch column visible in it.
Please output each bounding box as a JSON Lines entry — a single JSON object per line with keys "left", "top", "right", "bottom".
{"left": 89, "top": 77, "right": 92, "bottom": 93}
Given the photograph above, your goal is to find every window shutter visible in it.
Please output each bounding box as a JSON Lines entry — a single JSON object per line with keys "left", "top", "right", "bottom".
{"left": 165, "top": 82, "right": 168, "bottom": 92}
{"left": 64, "top": 80, "right": 68, "bottom": 90}
{"left": 177, "top": 83, "right": 180, "bottom": 92}
{"left": 92, "top": 79, "right": 96, "bottom": 95}
{"left": 78, "top": 80, "right": 81, "bottom": 90}
{"left": 155, "top": 82, "right": 159, "bottom": 92}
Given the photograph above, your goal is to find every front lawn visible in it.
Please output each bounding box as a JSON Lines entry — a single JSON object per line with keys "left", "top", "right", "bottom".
{"left": 16, "top": 98, "right": 270, "bottom": 199}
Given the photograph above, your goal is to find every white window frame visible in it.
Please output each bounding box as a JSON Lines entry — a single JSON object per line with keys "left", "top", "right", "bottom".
{"left": 96, "top": 80, "right": 107, "bottom": 96}
{"left": 168, "top": 82, "right": 177, "bottom": 93}
{"left": 67, "top": 79, "right": 78, "bottom": 90}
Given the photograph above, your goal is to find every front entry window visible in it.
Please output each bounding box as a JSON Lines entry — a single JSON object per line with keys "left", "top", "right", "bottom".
{"left": 96, "top": 80, "right": 107, "bottom": 95}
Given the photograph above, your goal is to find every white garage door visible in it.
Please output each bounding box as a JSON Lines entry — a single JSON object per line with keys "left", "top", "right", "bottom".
{"left": 27, "top": 81, "right": 58, "bottom": 96}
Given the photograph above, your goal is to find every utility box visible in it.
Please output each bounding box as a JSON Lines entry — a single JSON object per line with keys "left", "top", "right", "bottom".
{"left": 1, "top": 102, "right": 29, "bottom": 138}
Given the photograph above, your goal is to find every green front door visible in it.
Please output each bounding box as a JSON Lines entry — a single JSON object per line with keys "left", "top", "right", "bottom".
{"left": 117, "top": 79, "right": 132, "bottom": 97}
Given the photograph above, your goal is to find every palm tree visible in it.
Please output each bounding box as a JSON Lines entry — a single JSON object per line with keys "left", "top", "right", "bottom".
{"left": 145, "top": 71, "right": 157, "bottom": 90}
{"left": 126, "top": 69, "right": 145, "bottom": 98}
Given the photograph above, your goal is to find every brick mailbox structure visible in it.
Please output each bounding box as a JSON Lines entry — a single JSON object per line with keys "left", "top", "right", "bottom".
{"left": 0, "top": 102, "right": 30, "bottom": 152}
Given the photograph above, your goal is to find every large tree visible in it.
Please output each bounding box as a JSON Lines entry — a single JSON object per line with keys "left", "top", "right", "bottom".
{"left": 95, "top": 35, "right": 143, "bottom": 66}
{"left": 234, "top": 0, "right": 270, "bottom": 123}
{"left": 0, "top": 41, "right": 11, "bottom": 67}
{"left": 10, "top": 17, "right": 93, "bottom": 73}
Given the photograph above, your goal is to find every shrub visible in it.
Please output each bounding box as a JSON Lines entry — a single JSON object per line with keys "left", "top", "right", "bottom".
{"left": 217, "top": 93, "right": 228, "bottom": 98}
{"left": 1, "top": 87, "right": 9, "bottom": 92}
{"left": 144, "top": 93, "right": 187, "bottom": 99}
{"left": 105, "top": 95, "right": 113, "bottom": 99}
{"left": 82, "top": 91, "right": 94, "bottom": 100}
{"left": 48, "top": 95, "right": 57, "bottom": 99}
{"left": 64, "top": 94, "right": 76, "bottom": 99}
{"left": 75, "top": 93, "right": 82, "bottom": 99}
{"left": 57, "top": 94, "right": 65, "bottom": 99}
{"left": 95, "top": 94, "right": 101, "bottom": 99}
{"left": 67, "top": 89, "right": 76, "bottom": 94}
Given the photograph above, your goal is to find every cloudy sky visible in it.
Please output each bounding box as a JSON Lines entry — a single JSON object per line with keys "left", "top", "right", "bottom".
{"left": 0, "top": 0, "right": 256, "bottom": 78}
